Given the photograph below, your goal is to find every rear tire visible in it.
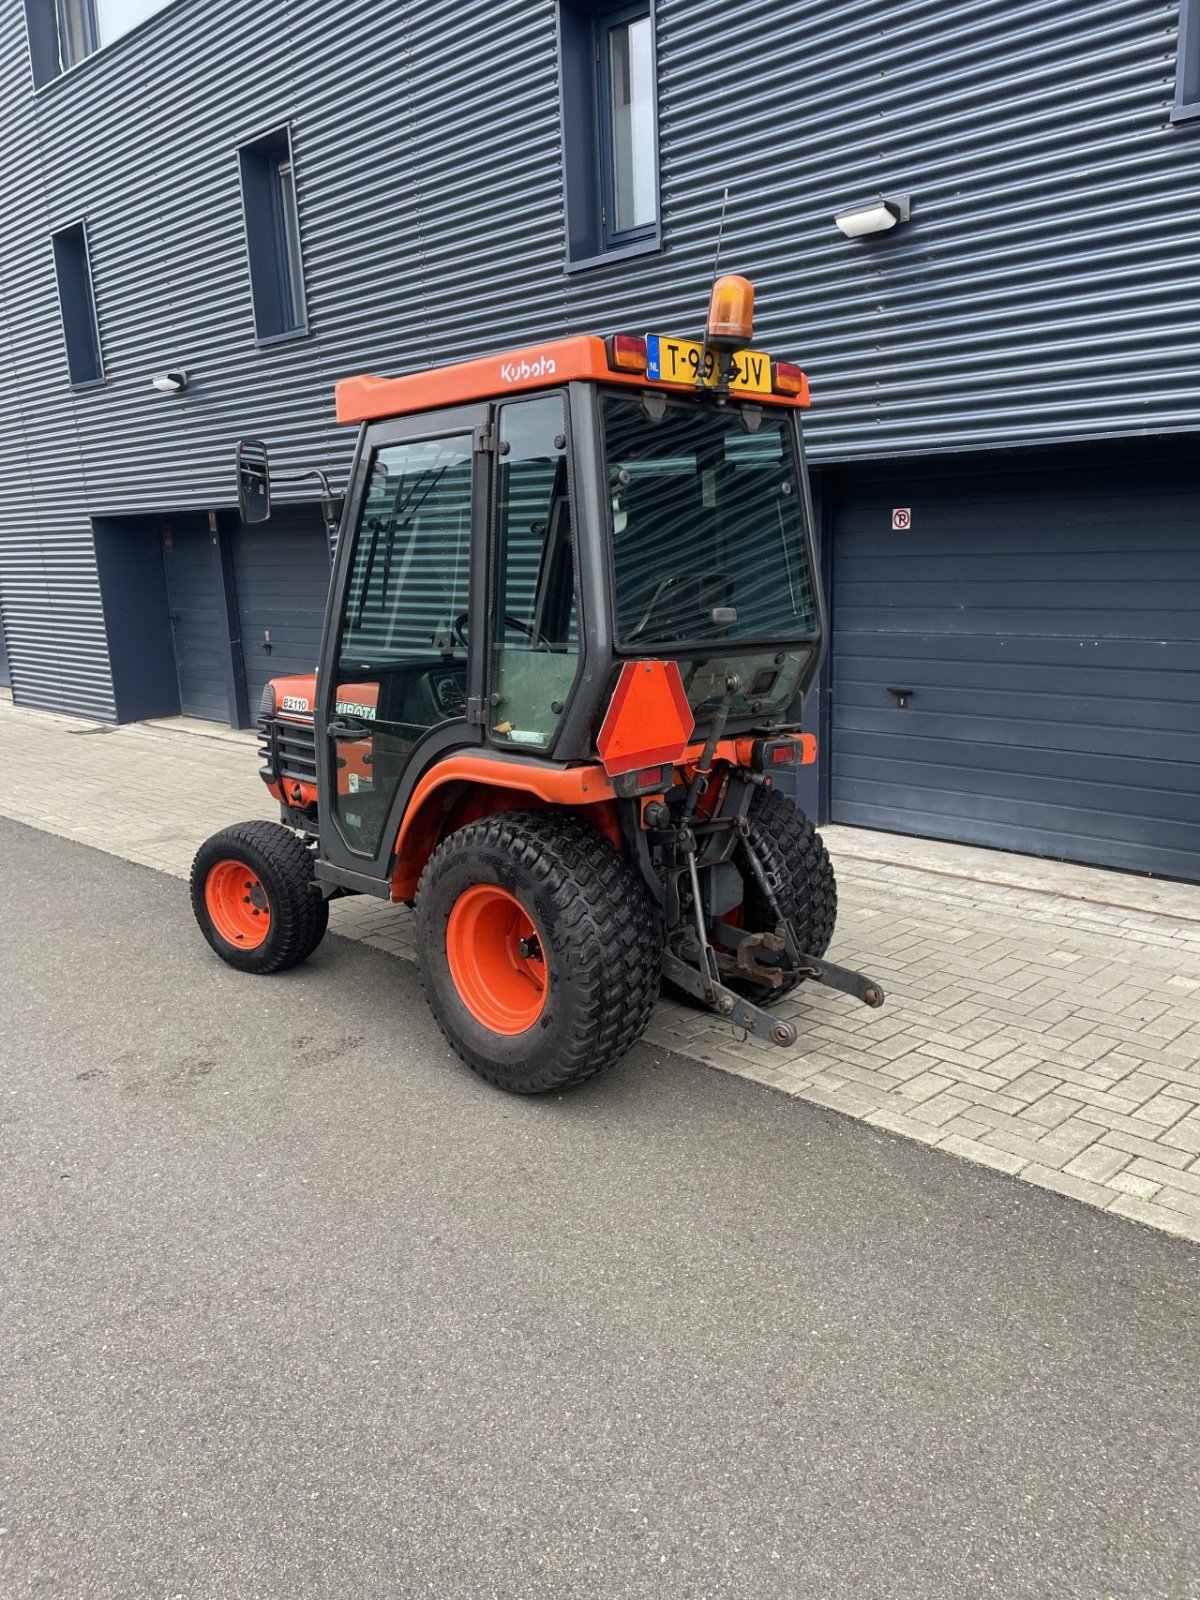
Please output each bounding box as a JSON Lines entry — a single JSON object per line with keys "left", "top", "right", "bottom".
{"left": 416, "top": 811, "right": 660, "bottom": 1094}
{"left": 747, "top": 787, "right": 837, "bottom": 961}
{"left": 669, "top": 789, "right": 837, "bottom": 1009}
{"left": 729, "top": 788, "right": 836, "bottom": 1004}
{"left": 191, "top": 821, "right": 328, "bottom": 974}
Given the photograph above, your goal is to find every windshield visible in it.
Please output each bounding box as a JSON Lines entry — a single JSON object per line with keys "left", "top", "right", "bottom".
{"left": 602, "top": 394, "right": 819, "bottom": 650}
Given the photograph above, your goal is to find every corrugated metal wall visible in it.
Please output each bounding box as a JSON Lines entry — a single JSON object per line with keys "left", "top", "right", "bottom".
{"left": 0, "top": 0, "right": 1196, "bottom": 717}
{"left": 0, "top": 2, "right": 117, "bottom": 716}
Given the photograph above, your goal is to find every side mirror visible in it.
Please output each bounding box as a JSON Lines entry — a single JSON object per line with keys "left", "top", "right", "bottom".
{"left": 236, "top": 438, "right": 271, "bottom": 524}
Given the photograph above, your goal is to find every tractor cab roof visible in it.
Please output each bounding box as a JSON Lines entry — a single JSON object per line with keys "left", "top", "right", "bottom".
{"left": 335, "top": 327, "right": 810, "bottom": 426}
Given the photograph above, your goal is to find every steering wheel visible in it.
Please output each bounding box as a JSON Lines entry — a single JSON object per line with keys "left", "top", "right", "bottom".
{"left": 452, "top": 612, "right": 552, "bottom": 649}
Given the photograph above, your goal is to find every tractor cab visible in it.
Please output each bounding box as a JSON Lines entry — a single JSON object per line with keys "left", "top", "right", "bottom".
{"left": 198, "top": 276, "right": 883, "bottom": 1094}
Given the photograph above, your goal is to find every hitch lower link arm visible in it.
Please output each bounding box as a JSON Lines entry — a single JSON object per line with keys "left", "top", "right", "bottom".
{"left": 663, "top": 943, "right": 885, "bottom": 1052}
{"left": 791, "top": 952, "right": 884, "bottom": 1010}
{"left": 664, "top": 820, "right": 799, "bottom": 1047}
{"left": 662, "top": 945, "right": 804, "bottom": 1049}
{"left": 664, "top": 816, "right": 886, "bottom": 1050}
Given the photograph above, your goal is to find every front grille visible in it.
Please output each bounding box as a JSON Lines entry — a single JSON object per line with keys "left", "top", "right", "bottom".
{"left": 259, "top": 715, "right": 317, "bottom": 785}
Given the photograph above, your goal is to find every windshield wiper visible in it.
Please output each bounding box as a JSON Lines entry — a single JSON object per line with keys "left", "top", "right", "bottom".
{"left": 356, "top": 464, "right": 450, "bottom": 625}
{"left": 355, "top": 517, "right": 383, "bottom": 626}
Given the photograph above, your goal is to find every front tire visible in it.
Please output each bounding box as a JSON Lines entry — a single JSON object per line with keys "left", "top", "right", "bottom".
{"left": 415, "top": 811, "right": 660, "bottom": 1094}
{"left": 191, "top": 821, "right": 328, "bottom": 974}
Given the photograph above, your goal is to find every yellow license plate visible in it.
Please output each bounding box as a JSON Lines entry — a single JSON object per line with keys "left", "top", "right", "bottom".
{"left": 645, "top": 334, "right": 772, "bottom": 394}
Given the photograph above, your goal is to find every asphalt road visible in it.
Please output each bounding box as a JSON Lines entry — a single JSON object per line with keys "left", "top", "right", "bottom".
{"left": 1, "top": 817, "right": 1198, "bottom": 1600}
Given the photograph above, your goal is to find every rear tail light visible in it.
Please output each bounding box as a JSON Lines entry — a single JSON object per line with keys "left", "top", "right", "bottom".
{"left": 612, "top": 760, "right": 674, "bottom": 798}
{"left": 606, "top": 334, "right": 648, "bottom": 373}
{"left": 771, "top": 361, "right": 810, "bottom": 404}
{"left": 741, "top": 735, "right": 817, "bottom": 771}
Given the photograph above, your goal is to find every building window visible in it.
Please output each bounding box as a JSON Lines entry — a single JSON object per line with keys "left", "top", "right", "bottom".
{"left": 558, "top": 0, "right": 660, "bottom": 268}
{"left": 25, "top": 0, "right": 172, "bottom": 87}
{"left": 1177, "top": 0, "right": 1200, "bottom": 120}
{"left": 238, "top": 128, "right": 308, "bottom": 343}
{"left": 599, "top": 8, "right": 657, "bottom": 241}
{"left": 51, "top": 221, "right": 103, "bottom": 388}
{"left": 54, "top": 0, "right": 95, "bottom": 69}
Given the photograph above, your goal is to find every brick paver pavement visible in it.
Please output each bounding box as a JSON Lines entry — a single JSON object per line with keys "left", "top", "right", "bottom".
{"left": 4, "top": 694, "right": 1200, "bottom": 1241}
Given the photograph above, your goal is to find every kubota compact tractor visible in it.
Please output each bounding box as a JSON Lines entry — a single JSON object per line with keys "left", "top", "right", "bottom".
{"left": 191, "top": 274, "right": 884, "bottom": 1092}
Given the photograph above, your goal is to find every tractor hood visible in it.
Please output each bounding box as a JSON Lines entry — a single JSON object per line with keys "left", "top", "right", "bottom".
{"left": 265, "top": 674, "right": 384, "bottom": 727}
{"left": 265, "top": 674, "right": 318, "bottom": 723}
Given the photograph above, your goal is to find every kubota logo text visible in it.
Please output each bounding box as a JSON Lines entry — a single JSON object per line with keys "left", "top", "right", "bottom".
{"left": 500, "top": 355, "right": 556, "bottom": 384}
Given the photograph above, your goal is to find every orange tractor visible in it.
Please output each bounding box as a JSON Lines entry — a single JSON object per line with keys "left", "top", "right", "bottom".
{"left": 191, "top": 275, "right": 883, "bottom": 1092}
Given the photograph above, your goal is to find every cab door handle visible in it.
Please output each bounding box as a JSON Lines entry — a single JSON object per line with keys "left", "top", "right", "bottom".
{"left": 327, "top": 719, "right": 373, "bottom": 741}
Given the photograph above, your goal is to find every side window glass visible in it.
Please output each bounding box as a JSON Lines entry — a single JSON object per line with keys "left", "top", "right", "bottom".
{"left": 339, "top": 435, "right": 473, "bottom": 670}
{"left": 490, "top": 397, "right": 580, "bottom": 748}
{"left": 332, "top": 432, "right": 473, "bottom": 857}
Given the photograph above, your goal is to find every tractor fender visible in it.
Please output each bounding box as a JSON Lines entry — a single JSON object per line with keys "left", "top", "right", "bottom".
{"left": 390, "top": 753, "right": 619, "bottom": 902}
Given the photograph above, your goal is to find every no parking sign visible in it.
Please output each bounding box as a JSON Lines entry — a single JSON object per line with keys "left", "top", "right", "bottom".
{"left": 892, "top": 507, "right": 911, "bottom": 531}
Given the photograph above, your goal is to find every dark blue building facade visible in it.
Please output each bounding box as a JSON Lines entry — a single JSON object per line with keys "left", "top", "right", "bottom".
{"left": 1, "top": 0, "right": 1197, "bottom": 877}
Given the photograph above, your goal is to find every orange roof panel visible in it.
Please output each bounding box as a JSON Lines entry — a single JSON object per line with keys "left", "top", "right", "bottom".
{"left": 335, "top": 334, "right": 808, "bottom": 424}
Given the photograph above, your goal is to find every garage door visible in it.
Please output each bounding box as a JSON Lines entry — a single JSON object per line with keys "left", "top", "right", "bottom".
{"left": 162, "top": 519, "right": 228, "bottom": 722}
{"left": 830, "top": 459, "right": 1200, "bottom": 881}
{"left": 163, "top": 510, "right": 331, "bottom": 725}
{"left": 232, "top": 511, "right": 331, "bottom": 712}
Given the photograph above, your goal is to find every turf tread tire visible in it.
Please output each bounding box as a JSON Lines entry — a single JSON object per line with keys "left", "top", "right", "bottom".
{"left": 190, "top": 820, "right": 328, "bottom": 975}
{"left": 685, "top": 790, "right": 837, "bottom": 1009}
{"left": 415, "top": 811, "right": 660, "bottom": 1095}
{"left": 747, "top": 788, "right": 837, "bottom": 960}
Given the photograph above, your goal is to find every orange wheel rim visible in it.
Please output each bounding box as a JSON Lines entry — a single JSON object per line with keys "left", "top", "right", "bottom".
{"left": 204, "top": 858, "right": 272, "bottom": 951}
{"left": 445, "top": 884, "right": 547, "bottom": 1035}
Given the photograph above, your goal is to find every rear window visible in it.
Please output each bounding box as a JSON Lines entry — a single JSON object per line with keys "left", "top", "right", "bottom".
{"left": 602, "top": 394, "right": 819, "bottom": 649}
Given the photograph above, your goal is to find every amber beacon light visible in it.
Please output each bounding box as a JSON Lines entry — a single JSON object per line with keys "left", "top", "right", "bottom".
{"left": 706, "top": 274, "right": 755, "bottom": 348}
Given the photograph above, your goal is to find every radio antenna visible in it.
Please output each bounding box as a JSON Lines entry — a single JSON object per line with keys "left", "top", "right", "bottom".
{"left": 711, "top": 184, "right": 729, "bottom": 281}
{"left": 696, "top": 186, "right": 730, "bottom": 390}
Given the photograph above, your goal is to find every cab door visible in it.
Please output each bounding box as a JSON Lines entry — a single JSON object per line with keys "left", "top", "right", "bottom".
{"left": 316, "top": 405, "right": 490, "bottom": 879}
{"left": 485, "top": 392, "right": 583, "bottom": 756}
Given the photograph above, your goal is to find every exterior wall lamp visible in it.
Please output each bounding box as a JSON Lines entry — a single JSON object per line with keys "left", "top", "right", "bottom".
{"left": 834, "top": 196, "right": 911, "bottom": 238}
{"left": 151, "top": 371, "right": 188, "bottom": 392}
